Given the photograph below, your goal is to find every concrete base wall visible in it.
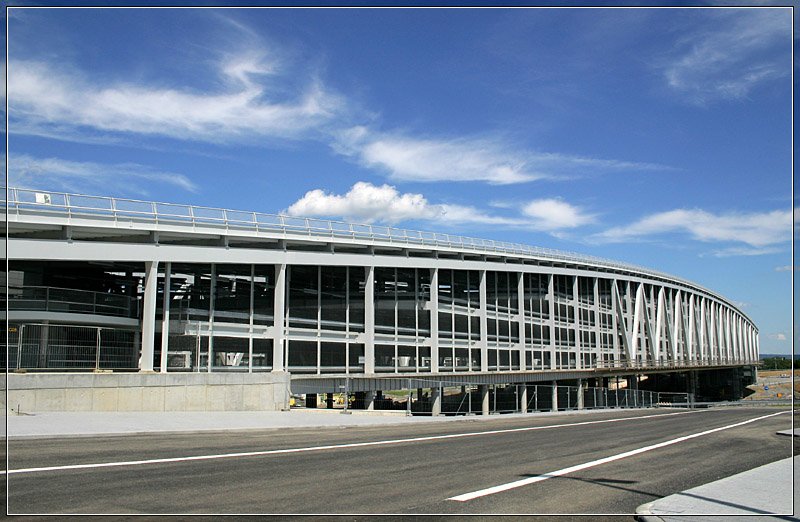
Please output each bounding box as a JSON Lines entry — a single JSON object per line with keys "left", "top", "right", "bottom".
{"left": 2, "top": 372, "right": 291, "bottom": 412}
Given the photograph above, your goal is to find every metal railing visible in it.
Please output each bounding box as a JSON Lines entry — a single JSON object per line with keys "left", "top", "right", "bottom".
{"left": 2, "top": 285, "right": 138, "bottom": 318}
{"left": 1, "top": 187, "right": 749, "bottom": 320}
{"left": 293, "top": 377, "right": 690, "bottom": 415}
{"left": 5, "top": 323, "right": 138, "bottom": 370}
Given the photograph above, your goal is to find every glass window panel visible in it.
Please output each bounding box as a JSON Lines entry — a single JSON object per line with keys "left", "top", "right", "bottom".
{"left": 417, "top": 269, "right": 431, "bottom": 334}
{"left": 375, "top": 267, "right": 396, "bottom": 331}
{"left": 252, "top": 338, "right": 273, "bottom": 369}
{"left": 320, "top": 342, "right": 346, "bottom": 371}
{"left": 349, "top": 268, "right": 365, "bottom": 333}
{"left": 396, "top": 268, "right": 416, "bottom": 334}
{"left": 470, "top": 315, "right": 480, "bottom": 340}
{"left": 376, "top": 344, "right": 395, "bottom": 373}
{"left": 211, "top": 336, "right": 249, "bottom": 369}
{"left": 454, "top": 348, "right": 469, "bottom": 371}
{"left": 454, "top": 313, "right": 469, "bottom": 338}
{"left": 348, "top": 343, "right": 365, "bottom": 371}
{"left": 320, "top": 266, "right": 347, "bottom": 331}
{"left": 438, "top": 311, "right": 452, "bottom": 336}
{"left": 288, "top": 265, "right": 318, "bottom": 328}
{"left": 170, "top": 263, "right": 212, "bottom": 323}
{"left": 418, "top": 346, "right": 431, "bottom": 371}
{"left": 253, "top": 265, "right": 274, "bottom": 326}
{"left": 214, "top": 264, "right": 252, "bottom": 325}
{"left": 438, "top": 346, "right": 453, "bottom": 371}
{"left": 452, "top": 270, "right": 469, "bottom": 306}
{"left": 439, "top": 269, "right": 452, "bottom": 303}
{"left": 397, "top": 345, "right": 415, "bottom": 370}
{"left": 288, "top": 340, "right": 317, "bottom": 372}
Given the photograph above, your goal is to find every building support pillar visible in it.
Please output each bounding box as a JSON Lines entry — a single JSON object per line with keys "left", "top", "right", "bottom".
{"left": 364, "top": 390, "right": 376, "bottom": 411}
{"left": 365, "top": 266, "right": 375, "bottom": 374}
{"left": 577, "top": 379, "right": 585, "bottom": 410}
{"left": 480, "top": 384, "right": 489, "bottom": 415}
{"left": 430, "top": 268, "right": 439, "bottom": 373}
{"left": 551, "top": 381, "right": 559, "bottom": 411}
{"left": 140, "top": 260, "right": 158, "bottom": 372}
{"left": 160, "top": 261, "right": 171, "bottom": 373}
{"left": 431, "top": 385, "right": 442, "bottom": 416}
{"left": 519, "top": 384, "right": 528, "bottom": 413}
{"left": 272, "top": 264, "right": 286, "bottom": 372}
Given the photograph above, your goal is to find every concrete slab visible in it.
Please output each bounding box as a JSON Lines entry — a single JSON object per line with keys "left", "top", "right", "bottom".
{"left": 637, "top": 456, "right": 797, "bottom": 521}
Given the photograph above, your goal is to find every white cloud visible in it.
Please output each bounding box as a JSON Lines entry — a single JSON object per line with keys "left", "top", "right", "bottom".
{"left": 521, "top": 199, "right": 595, "bottom": 231}
{"left": 9, "top": 55, "right": 344, "bottom": 144}
{"left": 774, "top": 265, "right": 798, "bottom": 272}
{"left": 286, "top": 181, "right": 596, "bottom": 235}
{"left": 662, "top": 9, "right": 790, "bottom": 104}
{"left": 9, "top": 154, "right": 197, "bottom": 196}
{"left": 333, "top": 126, "right": 670, "bottom": 186}
{"left": 596, "top": 208, "right": 791, "bottom": 249}
{"left": 768, "top": 333, "right": 787, "bottom": 341}
{"left": 286, "top": 182, "right": 444, "bottom": 224}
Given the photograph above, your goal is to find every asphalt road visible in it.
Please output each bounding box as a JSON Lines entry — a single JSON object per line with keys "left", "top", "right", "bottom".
{"left": 4, "top": 407, "right": 793, "bottom": 515}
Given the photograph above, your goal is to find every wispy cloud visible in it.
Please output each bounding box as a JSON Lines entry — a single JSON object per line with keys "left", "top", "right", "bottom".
{"left": 774, "top": 265, "right": 798, "bottom": 272}
{"left": 767, "top": 332, "right": 787, "bottom": 341}
{"left": 286, "top": 181, "right": 596, "bottom": 235}
{"left": 9, "top": 50, "right": 345, "bottom": 144}
{"left": 521, "top": 198, "right": 595, "bottom": 231}
{"left": 333, "top": 126, "right": 670, "bottom": 185}
{"left": 595, "top": 208, "right": 791, "bottom": 249}
{"left": 661, "top": 8, "right": 790, "bottom": 104}
{"left": 9, "top": 154, "right": 197, "bottom": 196}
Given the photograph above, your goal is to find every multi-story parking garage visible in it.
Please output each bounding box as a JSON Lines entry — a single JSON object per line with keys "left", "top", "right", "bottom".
{"left": 2, "top": 188, "right": 759, "bottom": 413}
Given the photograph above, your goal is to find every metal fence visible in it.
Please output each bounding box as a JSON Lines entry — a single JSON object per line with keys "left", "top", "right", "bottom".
{"left": 5, "top": 323, "right": 138, "bottom": 370}
{"left": 2, "top": 285, "right": 138, "bottom": 318}
{"left": 295, "top": 377, "right": 690, "bottom": 416}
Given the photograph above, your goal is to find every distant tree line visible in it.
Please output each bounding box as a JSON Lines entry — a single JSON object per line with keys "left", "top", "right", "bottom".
{"left": 761, "top": 357, "right": 795, "bottom": 370}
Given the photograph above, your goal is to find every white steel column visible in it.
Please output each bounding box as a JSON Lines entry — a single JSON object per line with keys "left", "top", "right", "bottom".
{"left": 517, "top": 272, "right": 526, "bottom": 369}
{"left": 631, "top": 283, "right": 642, "bottom": 365}
{"left": 592, "top": 278, "right": 600, "bottom": 368}
{"left": 577, "top": 379, "right": 584, "bottom": 409}
{"left": 699, "top": 297, "right": 707, "bottom": 364}
{"left": 551, "top": 381, "right": 558, "bottom": 412}
{"left": 159, "top": 261, "right": 171, "bottom": 373}
{"left": 572, "top": 276, "right": 581, "bottom": 370}
{"left": 430, "top": 268, "right": 439, "bottom": 373}
{"left": 479, "top": 269, "right": 488, "bottom": 372}
{"left": 671, "top": 290, "right": 682, "bottom": 362}
{"left": 655, "top": 287, "right": 665, "bottom": 363}
{"left": 548, "top": 274, "right": 557, "bottom": 370}
{"left": 248, "top": 264, "right": 254, "bottom": 373}
{"left": 687, "top": 294, "right": 696, "bottom": 364}
{"left": 272, "top": 264, "right": 286, "bottom": 372}
{"left": 208, "top": 263, "right": 216, "bottom": 372}
{"left": 140, "top": 260, "right": 159, "bottom": 372}
{"left": 365, "top": 265, "right": 375, "bottom": 374}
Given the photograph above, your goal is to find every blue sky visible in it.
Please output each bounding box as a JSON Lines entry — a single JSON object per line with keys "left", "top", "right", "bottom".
{"left": 6, "top": 7, "right": 794, "bottom": 353}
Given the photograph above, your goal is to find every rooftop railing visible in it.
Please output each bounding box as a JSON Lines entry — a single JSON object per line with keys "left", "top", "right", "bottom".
{"left": 1, "top": 187, "right": 745, "bottom": 318}
{"left": 2, "top": 285, "right": 138, "bottom": 318}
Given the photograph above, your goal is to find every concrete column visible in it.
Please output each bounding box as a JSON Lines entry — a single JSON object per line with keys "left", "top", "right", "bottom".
{"left": 547, "top": 274, "right": 557, "bottom": 369}
{"left": 551, "top": 381, "right": 558, "bottom": 411}
{"left": 577, "top": 379, "right": 585, "bottom": 410}
{"left": 140, "top": 260, "right": 158, "bottom": 372}
{"left": 160, "top": 261, "right": 171, "bottom": 373}
{"left": 519, "top": 384, "right": 528, "bottom": 413}
{"left": 364, "top": 266, "right": 375, "bottom": 374}
{"left": 573, "top": 276, "right": 581, "bottom": 370}
{"left": 431, "top": 386, "right": 442, "bottom": 416}
{"left": 208, "top": 263, "right": 215, "bottom": 372}
{"left": 479, "top": 270, "right": 488, "bottom": 372}
{"left": 517, "top": 273, "right": 526, "bottom": 369}
{"left": 480, "top": 384, "right": 489, "bottom": 415}
{"left": 430, "top": 268, "right": 439, "bottom": 373}
{"left": 272, "top": 264, "right": 286, "bottom": 372}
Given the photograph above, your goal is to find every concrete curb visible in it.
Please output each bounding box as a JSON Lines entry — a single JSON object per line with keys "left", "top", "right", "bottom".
{"left": 634, "top": 502, "right": 664, "bottom": 522}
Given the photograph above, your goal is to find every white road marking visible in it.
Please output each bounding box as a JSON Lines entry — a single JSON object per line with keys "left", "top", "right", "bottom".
{"left": 3, "top": 410, "right": 698, "bottom": 476}
{"left": 448, "top": 410, "right": 788, "bottom": 502}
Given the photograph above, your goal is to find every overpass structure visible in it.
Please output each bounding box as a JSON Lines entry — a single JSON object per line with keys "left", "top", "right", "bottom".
{"left": 2, "top": 187, "right": 758, "bottom": 412}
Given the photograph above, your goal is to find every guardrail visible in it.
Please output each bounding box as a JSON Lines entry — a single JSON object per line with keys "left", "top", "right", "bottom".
{"left": 2, "top": 285, "right": 138, "bottom": 318}
{"left": 1, "top": 186, "right": 748, "bottom": 320}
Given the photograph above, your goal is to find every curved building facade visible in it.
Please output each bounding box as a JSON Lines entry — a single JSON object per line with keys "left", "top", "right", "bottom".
{"left": 3, "top": 188, "right": 758, "bottom": 410}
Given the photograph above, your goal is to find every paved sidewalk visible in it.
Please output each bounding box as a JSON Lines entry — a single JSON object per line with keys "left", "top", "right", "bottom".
{"left": 4, "top": 406, "right": 634, "bottom": 439}
{"left": 637, "top": 456, "right": 797, "bottom": 521}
